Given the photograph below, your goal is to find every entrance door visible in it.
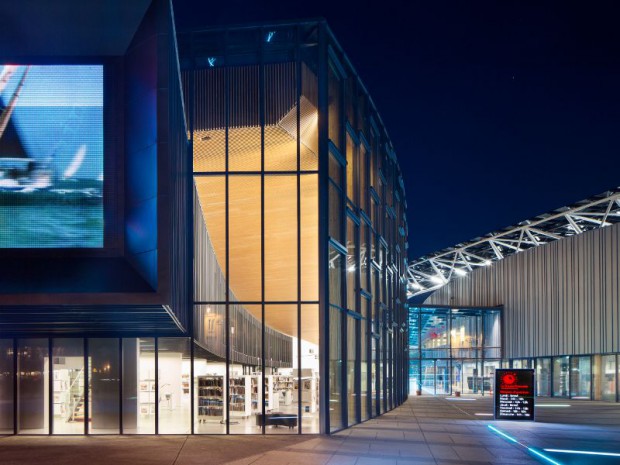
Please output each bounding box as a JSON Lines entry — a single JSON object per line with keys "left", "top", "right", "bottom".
{"left": 435, "top": 360, "right": 450, "bottom": 395}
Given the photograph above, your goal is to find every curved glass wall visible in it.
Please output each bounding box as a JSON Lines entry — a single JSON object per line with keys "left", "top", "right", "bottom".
{"left": 185, "top": 21, "right": 409, "bottom": 434}
{"left": 189, "top": 32, "right": 321, "bottom": 433}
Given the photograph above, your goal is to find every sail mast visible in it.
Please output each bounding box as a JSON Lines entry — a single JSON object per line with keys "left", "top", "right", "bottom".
{"left": 0, "top": 66, "right": 30, "bottom": 140}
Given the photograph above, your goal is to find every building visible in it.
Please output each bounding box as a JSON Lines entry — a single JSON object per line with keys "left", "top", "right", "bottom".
{"left": 0, "top": 0, "right": 409, "bottom": 435}
{"left": 408, "top": 188, "right": 620, "bottom": 401}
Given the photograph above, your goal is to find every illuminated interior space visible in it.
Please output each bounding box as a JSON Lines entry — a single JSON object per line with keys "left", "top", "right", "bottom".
{"left": 408, "top": 306, "right": 501, "bottom": 396}
{"left": 0, "top": 5, "right": 408, "bottom": 436}
{"left": 181, "top": 20, "right": 410, "bottom": 434}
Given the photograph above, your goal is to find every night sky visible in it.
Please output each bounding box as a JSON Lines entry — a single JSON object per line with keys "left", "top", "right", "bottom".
{"left": 173, "top": 0, "right": 620, "bottom": 260}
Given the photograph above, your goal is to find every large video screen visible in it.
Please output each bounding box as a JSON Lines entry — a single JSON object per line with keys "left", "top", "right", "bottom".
{"left": 0, "top": 65, "right": 103, "bottom": 248}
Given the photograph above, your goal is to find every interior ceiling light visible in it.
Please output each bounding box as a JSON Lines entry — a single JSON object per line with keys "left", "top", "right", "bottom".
{"left": 454, "top": 268, "right": 467, "bottom": 276}
{"left": 430, "top": 275, "right": 444, "bottom": 285}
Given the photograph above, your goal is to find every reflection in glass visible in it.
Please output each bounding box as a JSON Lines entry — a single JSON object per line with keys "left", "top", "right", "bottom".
{"left": 410, "top": 307, "right": 501, "bottom": 397}
{"left": 570, "top": 356, "right": 591, "bottom": 399}
{"left": 536, "top": 358, "right": 551, "bottom": 397}
{"left": 346, "top": 132, "right": 356, "bottom": 202}
{"left": 0, "top": 339, "right": 14, "bottom": 434}
{"left": 378, "top": 332, "right": 384, "bottom": 414}
{"left": 329, "top": 182, "right": 343, "bottom": 243}
{"left": 420, "top": 312, "right": 449, "bottom": 360}
{"left": 601, "top": 355, "right": 617, "bottom": 402}
{"left": 553, "top": 356, "right": 570, "bottom": 397}
{"left": 359, "top": 144, "right": 368, "bottom": 213}
{"left": 53, "top": 338, "right": 84, "bottom": 434}
{"left": 361, "top": 302, "right": 369, "bottom": 421}
{"left": 346, "top": 316, "right": 358, "bottom": 426}
{"left": 329, "top": 306, "right": 343, "bottom": 432}
{"left": 329, "top": 247, "right": 343, "bottom": 309}
{"left": 328, "top": 64, "right": 341, "bottom": 150}
{"left": 89, "top": 338, "right": 119, "bottom": 434}
{"left": 346, "top": 217, "right": 357, "bottom": 312}
{"left": 123, "top": 338, "right": 155, "bottom": 434}
{"left": 371, "top": 337, "right": 377, "bottom": 415}
{"left": 18, "top": 339, "right": 49, "bottom": 434}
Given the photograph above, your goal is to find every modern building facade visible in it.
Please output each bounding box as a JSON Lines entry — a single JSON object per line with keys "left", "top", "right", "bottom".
{"left": 410, "top": 189, "right": 620, "bottom": 401}
{"left": 409, "top": 306, "right": 501, "bottom": 396}
{"left": 0, "top": 1, "right": 408, "bottom": 435}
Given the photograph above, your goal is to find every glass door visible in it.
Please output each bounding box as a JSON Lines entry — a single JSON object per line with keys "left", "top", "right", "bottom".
{"left": 435, "top": 360, "right": 450, "bottom": 395}
{"left": 462, "top": 360, "right": 481, "bottom": 394}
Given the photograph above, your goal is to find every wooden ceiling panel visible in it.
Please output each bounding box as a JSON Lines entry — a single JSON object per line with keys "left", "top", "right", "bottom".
{"left": 194, "top": 176, "right": 319, "bottom": 343}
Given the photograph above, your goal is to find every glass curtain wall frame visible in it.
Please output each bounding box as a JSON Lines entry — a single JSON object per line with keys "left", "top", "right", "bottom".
{"left": 88, "top": 338, "right": 120, "bottom": 435}
{"left": 570, "top": 356, "right": 592, "bottom": 399}
{"left": 409, "top": 306, "right": 502, "bottom": 397}
{"left": 123, "top": 338, "right": 155, "bottom": 434}
{"left": 0, "top": 339, "right": 14, "bottom": 434}
{"left": 553, "top": 356, "right": 570, "bottom": 397}
{"left": 321, "top": 21, "right": 409, "bottom": 428}
{"left": 189, "top": 27, "right": 321, "bottom": 435}
{"left": 17, "top": 339, "right": 49, "bottom": 434}
{"left": 536, "top": 358, "right": 552, "bottom": 397}
{"left": 600, "top": 354, "right": 617, "bottom": 402}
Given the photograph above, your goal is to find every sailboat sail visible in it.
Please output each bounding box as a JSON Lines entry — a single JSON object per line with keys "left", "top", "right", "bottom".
{"left": 63, "top": 145, "right": 86, "bottom": 179}
{"left": 0, "top": 66, "right": 29, "bottom": 159}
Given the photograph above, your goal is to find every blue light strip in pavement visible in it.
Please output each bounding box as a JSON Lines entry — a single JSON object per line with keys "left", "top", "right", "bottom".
{"left": 487, "top": 425, "right": 564, "bottom": 465}
{"left": 487, "top": 424, "right": 521, "bottom": 444}
{"left": 528, "top": 448, "right": 563, "bottom": 465}
{"left": 545, "top": 449, "right": 620, "bottom": 457}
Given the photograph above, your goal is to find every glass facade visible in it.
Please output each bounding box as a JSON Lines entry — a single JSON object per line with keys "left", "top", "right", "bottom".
{"left": 409, "top": 306, "right": 620, "bottom": 402}
{"left": 180, "top": 21, "right": 408, "bottom": 435}
{"left": 0, "top": 21, "right": 408, "bottom": 436}
{"left": 408, "top": 307, "right": 502, "bottom": 396}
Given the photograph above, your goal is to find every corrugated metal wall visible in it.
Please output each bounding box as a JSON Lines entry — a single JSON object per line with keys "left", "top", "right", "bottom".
{"left": 425, "top": 223, "right": 620, "bottom": 358}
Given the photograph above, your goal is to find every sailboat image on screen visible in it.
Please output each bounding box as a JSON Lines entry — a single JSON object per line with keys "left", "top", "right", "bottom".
{"left": 0, "top": 66, "right": 52, "bottom": 193}
{"left": 0, "top": 64, "right": 103, "bottom": 248}
{"left": 0, "top": 65, "right": 101, "bottom": 205}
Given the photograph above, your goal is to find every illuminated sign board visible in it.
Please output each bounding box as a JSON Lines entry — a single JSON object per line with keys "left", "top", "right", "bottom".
{"left": 494, "top": 369, "right": 535, "bottom": 421}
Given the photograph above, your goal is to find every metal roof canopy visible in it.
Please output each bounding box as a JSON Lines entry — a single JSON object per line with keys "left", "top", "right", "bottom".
{"left": 407, "top": 187, "right": 620, "bottom": 297}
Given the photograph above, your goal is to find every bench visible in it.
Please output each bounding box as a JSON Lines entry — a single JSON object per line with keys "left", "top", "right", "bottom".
{"left": 255, "top": 412, "right": 298, "bottom": 429}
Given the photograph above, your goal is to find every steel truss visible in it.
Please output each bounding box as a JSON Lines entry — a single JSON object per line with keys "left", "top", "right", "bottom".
{"left": 407, "top": 188, "right": 620, "bottom": 297}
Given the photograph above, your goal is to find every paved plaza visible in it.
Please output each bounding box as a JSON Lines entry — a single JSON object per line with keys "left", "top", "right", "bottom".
{"left": 2, "top": 396, "right": 620, "bottom": 464}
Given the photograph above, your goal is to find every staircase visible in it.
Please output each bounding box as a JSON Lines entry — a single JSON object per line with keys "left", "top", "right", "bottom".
{"left": 68, "top": 368, "right": 86, "bottom": 423}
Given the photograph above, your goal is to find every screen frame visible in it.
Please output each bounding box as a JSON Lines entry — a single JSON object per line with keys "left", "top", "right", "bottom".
{"left": 0, "top": 57, "right": 123, "bottom": 257}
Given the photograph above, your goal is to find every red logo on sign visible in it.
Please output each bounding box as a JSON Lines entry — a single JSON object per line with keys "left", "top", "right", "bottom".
{"left": 502, "top": 373, "right": 517, "bottom": 385}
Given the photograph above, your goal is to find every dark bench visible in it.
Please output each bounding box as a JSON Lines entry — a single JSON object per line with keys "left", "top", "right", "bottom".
{"left": 255, "top": 412, "right": 298, "bottom": 428}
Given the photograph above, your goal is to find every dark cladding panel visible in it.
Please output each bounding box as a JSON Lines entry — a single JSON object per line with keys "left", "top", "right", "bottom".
{"left": 125, "top": 2, "right": 159, "bottom": 291}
